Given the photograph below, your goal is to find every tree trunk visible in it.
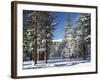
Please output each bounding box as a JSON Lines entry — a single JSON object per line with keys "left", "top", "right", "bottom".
{"left": 32, "top": 15, "right": 37, "bottom": 65}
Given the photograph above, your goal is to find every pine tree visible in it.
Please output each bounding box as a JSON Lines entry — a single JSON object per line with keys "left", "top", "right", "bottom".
{"left": 23, "top": 11, "right": 38, "bottom": 64}
{"left": 60, "top": 16, "right": 74, "bottom": 59}
{"left": 73, "top": 13, "right": 91, "bottom": 60}
{"left": 23, "top": 11, "right": 56, "bottom": 64}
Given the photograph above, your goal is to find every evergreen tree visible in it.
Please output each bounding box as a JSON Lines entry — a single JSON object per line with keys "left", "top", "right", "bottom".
{"left": 60, "top": 16, "right": 74, "bottom": 59}
{"left": 23, "top": 10, "right": 56, "bottom": 64}
{"left": 73, "top": 13, "right": 91, "bottom": 60}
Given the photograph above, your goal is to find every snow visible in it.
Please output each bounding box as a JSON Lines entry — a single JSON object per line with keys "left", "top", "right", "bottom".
{"left": 84, "top": 35, "right": 91, "bottom": 40}
{"left": 23, "top": 59, "right": 90, "bottom": 69}
{"left": 37, "top": 48, "right": 45, "bottom": 52}
{"left": 52, "top": 39, "right": 63, "bottom": 42}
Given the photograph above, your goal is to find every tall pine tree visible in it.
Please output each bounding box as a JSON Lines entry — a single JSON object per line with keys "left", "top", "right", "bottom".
{"left": 23, "top": 10, "right": 56, "bottom": 64}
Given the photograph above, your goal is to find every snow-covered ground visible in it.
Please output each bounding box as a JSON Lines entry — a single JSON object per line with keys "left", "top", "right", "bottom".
{"left": 23, "top": 59, "right": 90, "bottom": 69}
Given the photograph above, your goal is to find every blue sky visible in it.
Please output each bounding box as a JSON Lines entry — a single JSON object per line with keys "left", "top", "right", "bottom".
{"left": 52, "top": 12, "right": 80, "bottom": 40}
